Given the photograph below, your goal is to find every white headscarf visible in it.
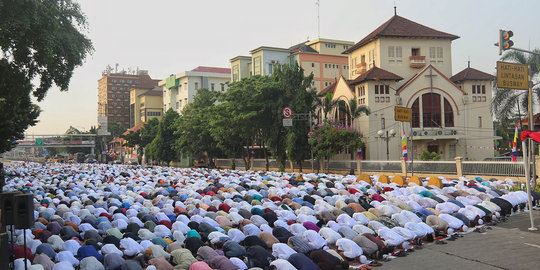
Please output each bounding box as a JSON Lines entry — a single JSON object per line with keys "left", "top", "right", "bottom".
{"left": 120, "top": 238, "right": 144, "bottom": 256}
{"left": 271, "top": 243, "right": 297, "bottom": 260}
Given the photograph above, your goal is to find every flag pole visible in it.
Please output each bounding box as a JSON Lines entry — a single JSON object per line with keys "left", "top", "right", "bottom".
{"left": 522, "top": 139, "right": 537, "bottom": 230}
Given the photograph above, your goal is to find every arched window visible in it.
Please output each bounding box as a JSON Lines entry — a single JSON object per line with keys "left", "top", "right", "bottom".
{"left": 444, "top": 98, "right": 454, "bottom": 127}
{"left": 412, "top": 99, "right": 420, "bottom": 128}
{"left": 411, "top": 93, "right": 454, "bottom": 128}
{"left": 422, "top": 93, "right": 441, "bottom": 128}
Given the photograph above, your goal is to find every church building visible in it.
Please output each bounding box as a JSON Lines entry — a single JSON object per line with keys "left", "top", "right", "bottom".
{"left": 322, "top": 14, "right": 496, "bottom": 160}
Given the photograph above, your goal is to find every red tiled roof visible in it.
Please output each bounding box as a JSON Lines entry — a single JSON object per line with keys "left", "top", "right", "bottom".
{"left": 521, "top": 113, "right": 540, "bottom": 126}
{"left": 349, "top": 66, "right": 403, "bottom": 85}
{"left": 191, "top": 66, "right": 231, "bottom": 74}
{"left": 319, "top": 82, "right": 336, "bottom": 94}
{"left": 450, "top": 66, "right": 495, "bottom": 83}
{"left": 343, "top": 15, "right": 459, "bottom": 54}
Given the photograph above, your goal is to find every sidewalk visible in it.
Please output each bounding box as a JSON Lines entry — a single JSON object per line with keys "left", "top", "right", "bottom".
{"left": 379, "top": 211, "right": 540, "bottom": 270}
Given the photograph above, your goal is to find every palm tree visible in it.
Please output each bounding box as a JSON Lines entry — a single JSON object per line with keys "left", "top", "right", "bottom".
{"left": 492, "top": 49, "right": 540, "bottom": 125}
{"left": 320, "top": 92, "right": 340, "bottom": 120}
{"left": 345, "top": 98, "right": 370, "bottom": 127}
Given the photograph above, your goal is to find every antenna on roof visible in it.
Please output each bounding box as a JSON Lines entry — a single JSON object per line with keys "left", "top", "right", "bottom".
{"left": 468, "top": 57, "right": 470, "bottom": 68}
{"left": 394, "top": 0, "right": 397, "bottom": 15}
{"left": 316, "top": 0, "right": 320, "bottom": 38}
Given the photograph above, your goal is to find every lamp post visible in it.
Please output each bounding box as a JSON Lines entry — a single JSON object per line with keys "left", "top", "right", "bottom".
{"left": 378, "top": 129, "right": 396, "bottom": 160}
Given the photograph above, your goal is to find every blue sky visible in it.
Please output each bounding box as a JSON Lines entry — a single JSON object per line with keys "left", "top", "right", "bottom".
{"left": 30, "top": 0, "right": 540, "bottom": 134}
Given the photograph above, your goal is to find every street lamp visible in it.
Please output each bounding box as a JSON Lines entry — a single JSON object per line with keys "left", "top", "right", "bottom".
{"left": 378, "top": 129, "right": 396, "bottom": 160}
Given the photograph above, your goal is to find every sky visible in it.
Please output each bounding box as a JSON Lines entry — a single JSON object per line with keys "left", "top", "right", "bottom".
{"left": 30, "top": 0, "right": 540, "bottom": 135}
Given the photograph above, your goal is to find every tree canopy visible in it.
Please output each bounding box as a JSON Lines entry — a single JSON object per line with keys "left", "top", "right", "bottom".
{"left": 0, "top": 0, "right": 93, "bottom": 153}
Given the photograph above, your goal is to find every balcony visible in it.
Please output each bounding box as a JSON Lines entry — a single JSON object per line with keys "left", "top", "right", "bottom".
{"left": 355, "top": 62, "right": 367, "bottom": 74}
{"left": 409, "top": 56, "right": 426, "bottom": 68}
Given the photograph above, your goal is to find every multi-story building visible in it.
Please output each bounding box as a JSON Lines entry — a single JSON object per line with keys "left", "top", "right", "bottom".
{"left": 230, "top": 38, "right": 354, "bottom": 92}
{"left": 160, "top": 66, "right": 230, "bottom": 114}
{"left": 129, "top": 87, "right": 163, "bottom": 128}
{"left": 325, "top": 14, "right": 497, "bottom": 160}
{"left": 98, "top": 70, "right": 159, "bottom": 129}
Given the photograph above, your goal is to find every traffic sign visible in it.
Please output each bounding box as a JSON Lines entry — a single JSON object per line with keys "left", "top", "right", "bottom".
{"left": 35, "top": 138, "right": 44, "bottom": 146}
{"left": 497, "top": 61, "right": 528, "bottom": 90}
{"left": 282, "top": 107, "right": 293, "bottom": 118}
{"left": 283, "top": 118, "right": 293, "bottom": 127}
{"left": 394, "top": 106, "right": 411, "bottom": 122}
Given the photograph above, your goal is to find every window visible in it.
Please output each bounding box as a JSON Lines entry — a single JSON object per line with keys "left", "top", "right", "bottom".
{"left": 412, "top": 99, "right": 420, "bottom": 128}
{"left": 127, "top": 80, "right": 132, "bottom": 84}
{"left": 120, "top": 80, "right": 125, "bottom": 83}
{"left": 312, "top": 63, "right": 315, "bottom": 67}
{"left": 444, "top": 98, "right": 454, "bottom": 127}
{"left": 478, "top": 116, "right": 482, "bottom": 128}
{"left": 437, "top": 47, "right": 443, "bottom": 58}
{"left": 422, "top": 93, "right": 441, "bottom": 128}
{"left": 388, "top": 46, "right": 395, "bottom": 58}
{"left": 221, "top": 84, "right": 225, "bottom": 91}
{"left": 112, "top": 87, "right": 117, "bottom": 91}
{"left": 112, "top": 94, "right": 116, "bottom": 98}
{"left": 412, "top": 48, "right": 421, "bottom": 56}
{"left": 112, "top": 79, "right": 117, "bottom": 83}
{"left": 381, "top": 118, "right": 385, "bottom": 129}
{"left": 481, "top": 85, "right": 486, "bottom": 94}
{"left": 343, "top": 45, "right": 349, "bottom": 49}
{"left": 194, "top": 82, "right": 198, "bottom": 90}
{"left": 268, "top": 64, "right": 273, "bottom": 74}
{"left": 211, "top": 83, "right": 215, "bottom": 91}
{"left": 253, "top": 56, "right": 261, "bottom": 75}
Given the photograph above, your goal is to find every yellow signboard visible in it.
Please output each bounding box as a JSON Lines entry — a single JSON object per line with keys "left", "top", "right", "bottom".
{"left": 395, "top": 106, "right": 411, "bottom": 122}
{"left": 497, "top": 61, "right": 529, "bottom": 90}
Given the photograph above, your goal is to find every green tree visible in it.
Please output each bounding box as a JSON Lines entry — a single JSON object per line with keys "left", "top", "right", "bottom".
{"left": 147, "top": 109, "right": 180, "bottom": 165}
{"left": 212, "top": 77, "right": 278, "bottom": 169}
{"left": 419, "top": 150, "right": 441, "bottom": 161}
{"left": 175, "top": 88, "right": 222, "bottom": 168}
{"left": 344, "top": 98, "right": 370, "bottom": 127}
{"left": 272, "top": 63, "right": 315, "bottom": 171}
{"left": 320, "top": 92, "right": 340, "bottom": 119}
{"left": 308, "top": 121, "right": 363, "bottom": 172}
{"left": 108, "top": 122, "right": 126, "bottom": 138}
{"left": 0, "top": 0, "right": 93, "bottom": 153}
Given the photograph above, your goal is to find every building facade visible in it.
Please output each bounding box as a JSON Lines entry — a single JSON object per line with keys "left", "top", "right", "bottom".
{"left": 230, "top": 38, "right": 354, "bottom": 92}
{"left": 325, "top": 15, "right": 497, "bottom": 160}
{"left": 98, "top": 70, "right": 159, "bottom": 129}
{"left": 160, "top": 66, "right": 230, "bottom": 114}
{"left": 129, "top": 87, "right": 163, "bottom": 127}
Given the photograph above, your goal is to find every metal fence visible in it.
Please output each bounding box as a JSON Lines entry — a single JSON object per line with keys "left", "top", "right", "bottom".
{"left": 407, "top": 161, "right": 457, "bottom": 174}
{"left": 361, "top": 160, "right": 402, "bottom": 173}
{"left": 462, "top": 161, "right": 525, "bottom": 176}
{"left": 215, "top": 158, "right": 527, "bottom": 177}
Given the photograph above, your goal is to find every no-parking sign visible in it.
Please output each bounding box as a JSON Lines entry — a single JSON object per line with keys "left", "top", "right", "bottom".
{"left": 282, "top": 107, "right": 293, "bottom": 118}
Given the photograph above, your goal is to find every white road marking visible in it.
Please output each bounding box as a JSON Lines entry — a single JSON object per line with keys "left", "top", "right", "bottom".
{"left": 523, "top": 243, "right": 540, "bottom": 248}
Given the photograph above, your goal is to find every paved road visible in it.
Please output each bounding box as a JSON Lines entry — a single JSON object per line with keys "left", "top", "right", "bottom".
{"left": 379, "top": 211, "right": 540, "bottom": 270}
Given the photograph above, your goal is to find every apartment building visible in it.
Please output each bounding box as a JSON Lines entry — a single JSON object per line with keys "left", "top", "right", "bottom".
{"left": 97, "top": 70, "right": 159, "bottom": 129}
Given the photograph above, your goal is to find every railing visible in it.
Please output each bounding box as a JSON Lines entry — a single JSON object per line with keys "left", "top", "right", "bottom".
{"left": 213, "top": 157, "right": 529, "bottom": 179}
{"left": 409, "top": 55, "right": 426, "bottom": 68}
{"left": 407, "top": 160, "right": 457, "bottom": 174}
{"left": 361, "top": 160, "right": 402, "bottom": 173}
{"left": 462, "top": 161, "right": 524, "bottom": 177}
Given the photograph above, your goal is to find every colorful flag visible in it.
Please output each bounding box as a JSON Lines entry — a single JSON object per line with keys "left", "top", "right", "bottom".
{"left": 511, "top": 122, "right": 518, "bottom": 162}
{"left": 357, "top": 149, "right": 362, "bottom": 159}
{"left": 402, "top": 130, "right": 408, "bottom": 161}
